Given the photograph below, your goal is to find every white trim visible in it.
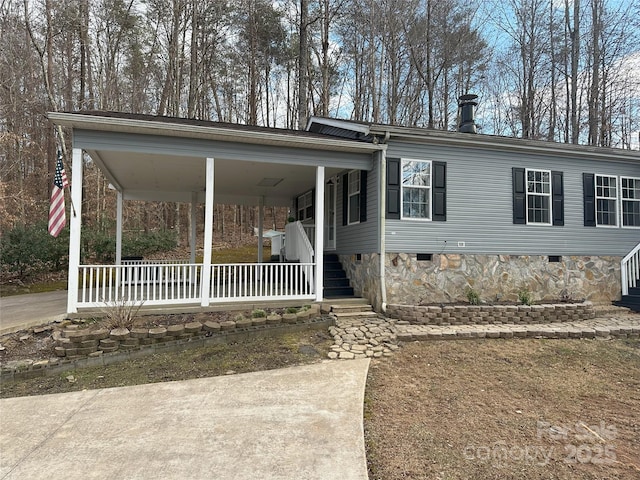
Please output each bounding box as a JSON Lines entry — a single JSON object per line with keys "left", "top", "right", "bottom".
{"left": 525, "top": 168, "right": 552, "bottom": 226}
{"left": 258, "top": 196, "right": 264, "bottom": 263}
{"left": 315, "top": 167, "right": 325, "bottom": 302}
{"left": 324, "top": 177, "right": 337, "bottom": 250}
{"left": 200, "top": 158, "right": 215, "bottom": 306}
{"left": 400, "top": 158, "right": 432, "bottom": 221}
{"left": 67, "top": 148, "right": 84, "bottom": 314}
{"left": 595, "top": 173, "right": 619, "bottom": 228}
{"left": 116, "top": 190, "right": 123, "bottom": 265}
{"left": 347, "top": 170, "right": 361, "bottom": 225}
{"left": 49, "top": 112, "right": 383, "bottom": 154}
{"left": 620, "top": 176, "right": 640, "bottom": 229}
{"left": 190, "top": 192, "right": 197, "bottom": 263}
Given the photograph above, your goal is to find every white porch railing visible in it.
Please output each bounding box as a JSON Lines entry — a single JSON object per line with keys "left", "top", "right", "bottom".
{"left": 78, "top": 263, "right": 202, "bottom": 307}
{"left": 76, "top": 261, "right": 316, "bottom": 307}
{"left": 209, "top": 263, "right": 315, "bottom": 301}
{"left": 284, "top": 221, "right": 315, "bottom": 293}
{"left": 285, "top": 221, "right": 314, "bottom": 262}
{"left": 121, "top": 259, "right": 191, "bottom": 266}
{"left": 621, "top": 242, "right": 640, "bottom": 296}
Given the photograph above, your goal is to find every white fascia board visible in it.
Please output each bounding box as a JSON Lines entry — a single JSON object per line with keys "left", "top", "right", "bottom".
{"left": 49, "top": 112, "right": 382, "bottom": 155}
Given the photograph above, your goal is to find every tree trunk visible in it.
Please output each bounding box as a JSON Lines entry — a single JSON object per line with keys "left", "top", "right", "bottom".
{"left": 298, "top": 0, "right": 309, "bottom": 129}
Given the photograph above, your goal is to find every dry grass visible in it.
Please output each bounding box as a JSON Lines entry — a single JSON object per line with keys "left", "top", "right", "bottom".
{"left": 365, "top": 338, "right": 640, "bottom": 480}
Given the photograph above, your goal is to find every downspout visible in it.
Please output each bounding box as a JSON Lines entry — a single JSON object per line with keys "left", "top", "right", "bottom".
{"left": 378, "top": 131, "right": 390, "bottom": 313}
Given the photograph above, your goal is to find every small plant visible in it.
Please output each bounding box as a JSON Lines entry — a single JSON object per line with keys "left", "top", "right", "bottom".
{"left": 234, "top": 313, "right": 246, "bottom": 321}
{"left": 101, "top": 297, "right": 144, "bottom": 330}
{"left": 251, "top": 309, "right": 267, "bottom": 318}
{"left": 518, "top": 288, "right": 532, "bottom": 306}
{"left": 286, "top": 306, "right": 299, "bottom": 314}
{"left": 465, "top": 287, "right": 480, "bottom": 305}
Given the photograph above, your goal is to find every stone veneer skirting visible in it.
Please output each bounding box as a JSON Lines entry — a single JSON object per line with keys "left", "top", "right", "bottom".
{"left": 341, "top": 253, "right": 622, "bottom": 308}
{"left": 386, "top": 302, "right": 596, "bottom": 326}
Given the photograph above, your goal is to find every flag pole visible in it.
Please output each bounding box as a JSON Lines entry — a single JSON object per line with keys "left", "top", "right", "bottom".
{"left": 55, "top": 129, "right": 76, "bottom": 218}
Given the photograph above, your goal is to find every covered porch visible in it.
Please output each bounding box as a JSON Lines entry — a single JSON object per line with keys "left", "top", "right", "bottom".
{"left": 49, "top": 112, "right": 380, "bottom": 313}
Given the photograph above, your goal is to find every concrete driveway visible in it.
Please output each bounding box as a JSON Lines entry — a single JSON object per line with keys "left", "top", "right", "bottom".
{"left": 0, "top": 359, "right": 370, "bottom": 480}
{"left": 0, "top": 291, "right": 67, "bottom": 335}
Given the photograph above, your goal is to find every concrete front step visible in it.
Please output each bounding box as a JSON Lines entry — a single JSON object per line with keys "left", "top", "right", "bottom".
{"left": 332, "top": 311, "right": 378, "bottom": 318}
{"left": 331, "top": 304, "right": 373, "bottom": 314}
{"left": 594, "top": 305, "right": 633, "bottom": 316}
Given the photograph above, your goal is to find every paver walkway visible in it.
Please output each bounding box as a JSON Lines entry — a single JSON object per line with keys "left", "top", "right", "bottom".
{"left": 326, "top": 312, "right": 640, "bottom": 359}
{"left": 394, "top": 314, "right": 640, "bottom": 341}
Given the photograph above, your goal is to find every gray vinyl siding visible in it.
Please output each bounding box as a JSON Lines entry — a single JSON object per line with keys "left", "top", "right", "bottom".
{"left": 385, "top": 141, "right": 640, "bottom": 256}
{"left": 335, "top": 159, "right": 380, "bottom": 254}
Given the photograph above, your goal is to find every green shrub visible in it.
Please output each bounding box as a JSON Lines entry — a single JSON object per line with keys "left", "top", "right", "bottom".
{"left": 0, "top": 222, "right": 69, "bottom": 279}
{"left": 0, "top": 222, "right": 178, "bottom": 281}
{"left": 518, "top": 288, "right": 533, "bottom": 306}
{"left": 285, "top": 306, "right": 299, "bottom": 314}
{"left": 465, "top": 287, "right": 480, "bottom": 305}
{"left": 251, "top": 309, "right": 267, "bottom": 318}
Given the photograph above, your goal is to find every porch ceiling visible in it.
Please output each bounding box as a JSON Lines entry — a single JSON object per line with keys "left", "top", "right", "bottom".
{"left": 90, "top": 149, "right": 342, "bottom": 206}
{"left": 50, "top": 111, "right": 382, "bottom": 207}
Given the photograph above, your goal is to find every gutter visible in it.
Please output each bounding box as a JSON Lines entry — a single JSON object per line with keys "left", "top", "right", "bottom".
{"left": 378, "top": 132, "right": 390, "bottom": 313}
{"left": 367, "top": 125, "right": 640, "bottom": 163}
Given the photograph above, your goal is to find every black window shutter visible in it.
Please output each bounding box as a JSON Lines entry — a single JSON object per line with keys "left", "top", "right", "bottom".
{"left": 512, "top": 168, "right": 526, "bottom": 224}
{"left": 583, "top": 173, "right": 596, "bottom": 227}
{"left": 294, "top": 196, "right": 299, "bottom": 221}
{"left": 551, "top": 171, "right": 564, "bottom": 226}
{"left": 311, "top": 188, "right": 316, "bottom": 219}
{"left": 342, "top": 173, "right": 348, "bottom": 226}
{"left": 386, "top": 158, "right": 401, "bottom": 219}
{"left": 432, "top": 162, "right": 446, "bottom": 221}
{"left": 360, "top": 170, "right": 367, "bottom": 223}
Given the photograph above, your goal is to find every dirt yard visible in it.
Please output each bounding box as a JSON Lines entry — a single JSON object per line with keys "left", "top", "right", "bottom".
{"left": 364, "top": 338, "right": 640, "bottom": 480}
{"left": 2, "top": 315, "right": 639, "bottom": 479}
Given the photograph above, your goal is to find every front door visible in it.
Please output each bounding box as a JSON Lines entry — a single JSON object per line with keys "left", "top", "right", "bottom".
{"left": 324, "top": 178, "right": 337, "bottom": 250}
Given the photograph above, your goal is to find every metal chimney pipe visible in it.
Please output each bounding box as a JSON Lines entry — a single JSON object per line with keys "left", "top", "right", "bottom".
{"left": 458, "top": 94, "right": 478, "bottom": 134}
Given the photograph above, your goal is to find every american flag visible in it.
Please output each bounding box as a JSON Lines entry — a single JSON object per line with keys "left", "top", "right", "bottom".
{"left": 48, "top": 151, "right": 69, "bottom": 237}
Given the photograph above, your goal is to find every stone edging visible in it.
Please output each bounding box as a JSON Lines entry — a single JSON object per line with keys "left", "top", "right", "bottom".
{"left": 386, "top": 302, "right": 595, "bottom": 325}
{"left": 0, "top": 311, "right": 329, "bottom": 382}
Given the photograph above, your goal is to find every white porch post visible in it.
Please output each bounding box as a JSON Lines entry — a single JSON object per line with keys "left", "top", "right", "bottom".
{"left": 115, "top": 190, "right": 123, "bottom": 265}
{"left": 314, "top": 166, "right": 325, "bottom": 302}
{"left": 200, "top": 158, "right": 214, "bottom": 306}
{"left": 258, "top": 196, "right": 264, "bottom": 263}
{"left": 67, "top": 148, "right": 84, "bottom": 314}
{"left": 190, "top": 192, "right": 197, "bottom": 264}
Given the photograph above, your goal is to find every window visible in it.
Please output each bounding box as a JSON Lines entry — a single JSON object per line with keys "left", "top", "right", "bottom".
{"left": 513, "top": 168, "right": 563, "bottom": 226}
{"left": 401, "top": 159, "right": 432, "bottom": 220}
{"left": 387, "top": 158, "right": 446, "bottom": 221}
{"left": 342, "top": 170, "right": 367, "bottom": 225}
{"left": 526, "top": 169, "right": 551, "bottom": 224}
{"left": 621, "top": 177, "right": 640, "bottom": 227}
{"left": 595, "top": 175, "right": 618, "bottom": 226}
{"left": 296, "top": 191, "right": 313, "bottom": 221}
{"left": 347, "top": 170, "right": 360, "bottom": 224}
